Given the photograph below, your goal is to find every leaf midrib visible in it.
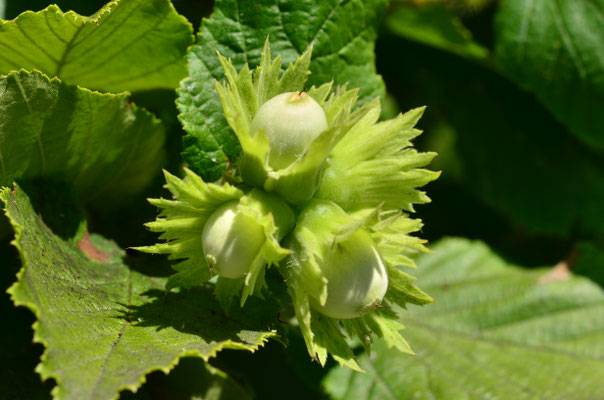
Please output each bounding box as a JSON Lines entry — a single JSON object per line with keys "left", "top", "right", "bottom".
{"left": 54, "top": 23, "right": 86, "bottom": 76}
{"left": 89, "top": 268, "right": 133, "bottom": 400}
{"left": 12, "top": 73, "right": 46, "bottom": 176}
{"left": 404, "top": 318, "right": 604, "bottom": 363}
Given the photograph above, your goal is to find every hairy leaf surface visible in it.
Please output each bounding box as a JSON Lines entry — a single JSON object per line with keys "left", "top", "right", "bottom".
{"left": 0, "top": 70, "right": 164, "bottom": 204}
{"left": 495, "top": 0, "right": 604, "bottom": 150}
{"left": 324, "top": 238, "right": 604, "bottom": 400}
{"left": 0, "top": 0, "right": 193, "bottom": 92}
{"left": 2, "top": 185, "right": 278, "bottom": 400}
{"left": 177, "top": 0, "right": 386, "bottom": 181}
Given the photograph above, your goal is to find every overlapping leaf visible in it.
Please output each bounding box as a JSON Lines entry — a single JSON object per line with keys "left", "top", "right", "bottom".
{"left": 0, "top": 0, "right": 194, "bottom": 92}
{"left": 177, "top": 0, "right": 387, "bottom": 181}
{"left": 386, "top": 4, "right": 488, "bottom": 61}
{"left": 2, "top": 185, "right": 279, "bottom": 400}
{"left": 495, "top": 0, "right": 604, "bottom": 150}
{"left": 324, "top": 238, "right": 604, "bottom": 399}
{"left": 0, "top": 70, "right": 164, "bottom": 204}
{"left": 378, "top": 37, "right": 604, "bottom": 237}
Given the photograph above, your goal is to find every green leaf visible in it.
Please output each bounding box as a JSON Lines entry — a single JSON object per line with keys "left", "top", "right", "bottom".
{"left": 386, "top": 5, "right": 489, "bottom": 61}
{"left": 2, "top": 185, "right": 278, "bottom": 400}
{"left": 377, "top": 38, "right": 604, "bottom": 237}
{"left": 0, "top": 0, "right": 194, "bottom": 92}
{"left": 495, "top": 0, "right": 604, "bottom": 150}
{"left": 324, "top": 238, "right": 604, "bottom": 400}
{"left": 0, "top": 70, "right": 165, "bottom": 204}
{"left": 449, "top": 74, "right": 604, "bottom": 237}
{"left": 177, "top": 0, "right": 387, "bottom": 181}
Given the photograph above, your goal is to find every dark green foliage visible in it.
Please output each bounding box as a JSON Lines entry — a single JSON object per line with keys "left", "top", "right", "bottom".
{"left": 495, "top": 0, "right": 604, "bottom": 150}
{"left": 1, "top": 0, "right": 604, "bottom": 399}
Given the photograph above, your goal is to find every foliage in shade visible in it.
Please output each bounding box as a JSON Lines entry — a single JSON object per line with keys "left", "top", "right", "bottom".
{"left": 495, "top": 0, "right": 604, "bottom": 150}
{"left": 177, "top": 0, "right": 387, "bottom": 182}
{"left": 385, "top": 5, "right": 489, "bottom": 61}
{"left": 385, "top": 1, "right": 604, "bottom": 236}
{"left": 122, "top": 358, "right": 252, "bottom": 400}
{"left": 1, "top": 185, "right": 279, "bottom": 400}
{"left": 448, "top": 69, "right": 604, "bottom": 238}
{"left": 0, "top": 0, "right": 194, "bottom": 92}
{"left": 574, "top": 241, "right": 604, "bottom": 288}
{"left": 324, "top": 238, "right": 604, "bottom": 399}
{"left": 0, "top": 70, "right": 165, "bottom": 205}
{"left": 377, "top": 30, "right": 604, "bottom": 238}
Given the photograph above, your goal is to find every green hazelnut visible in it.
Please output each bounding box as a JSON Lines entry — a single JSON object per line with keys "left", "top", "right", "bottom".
{"left": 251, "top": 91, "right": 328, "bottom": 170}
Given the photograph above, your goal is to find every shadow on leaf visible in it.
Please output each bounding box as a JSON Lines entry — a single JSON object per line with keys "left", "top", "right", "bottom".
{"left": 122, "top": 285, "right": 281, "bottom": 344}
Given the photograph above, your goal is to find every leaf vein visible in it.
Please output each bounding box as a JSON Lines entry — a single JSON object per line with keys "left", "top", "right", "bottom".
{"left": 89, "top": 269, "right": 133, "bottom": 400}
{"left": 84, "top": 115, "right": 146, "bottom": 201}
{"left": 93, "top": 56, "right": 181, "bottom": 88}
{"left": 67, "top": 2, "right": 138, "bottom": 56}
{"left": 12, "top": 73, "right": 46, "bottom": 176}
{"left": 308, "top": 0, "right": 341, "bottom": 46}
{"left": 363, "top": 357, "right": 398, "bottom": 400}
{"left": 16, "top": 21, "right": 60, "bottom": 65}
{"left": 406, "top": 319, "right": 604, "bottom": 362}
{"left": 0, "top": 41, "right": 40, "bottom": 69}
{"left": 234, "top": 0, "right": 250, "bottom": 65}
{"left": 66, "top": 6, "right": 171, "bottom": 82}
{"left": 276, "top": 2, "right": 301, "bottom": 55}
{"left": 43, "top": 11, "right": 68, "bottom": 44}
{"left": 550, "top": 0, "right": 587, "bottom": 78}
{"left": 54, "top": 23, "right": 86, "bottom": 76}
{"left": 71, "top": 87, "right": 95, "bottom": 185}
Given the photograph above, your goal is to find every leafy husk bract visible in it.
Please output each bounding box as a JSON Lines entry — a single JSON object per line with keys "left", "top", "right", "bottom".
{"left": 316, "top": 104, "right": 440, "bottom": 212}
{"left": 215, "top": 38, "right": 375, "bottom": 204}
{"left": 280, "top": 200, "right": 433, "bottom": 370}
{"left": 135, "top": 169, "right": 294, "bottom": 310}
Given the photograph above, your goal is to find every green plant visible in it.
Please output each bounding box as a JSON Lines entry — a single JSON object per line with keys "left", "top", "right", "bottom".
{"left": 139, "top": 41, "right": 438, "bottom": 369}
{"left": 1, "top": 0, "right": 603, "bottom": 399}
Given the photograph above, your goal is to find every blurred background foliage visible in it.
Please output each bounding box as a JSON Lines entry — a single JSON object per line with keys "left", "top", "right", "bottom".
{"left": 1, "top": 0, "right": 603, "bottom": 398}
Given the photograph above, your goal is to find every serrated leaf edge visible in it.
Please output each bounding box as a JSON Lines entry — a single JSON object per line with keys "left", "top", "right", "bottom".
{"left": 1, "top": 185, "right": 277, "bottom": 400}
